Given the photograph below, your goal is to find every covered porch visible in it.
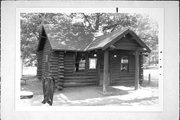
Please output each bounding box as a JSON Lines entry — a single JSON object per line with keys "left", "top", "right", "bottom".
{"left": 100, "top": 48, "right": 143, "bottom": 93}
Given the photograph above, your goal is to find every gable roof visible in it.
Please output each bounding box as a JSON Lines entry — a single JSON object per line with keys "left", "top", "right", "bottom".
{"left": 38, "top": 24, "right": 151, "bottom": 52}
{"left": 85, "top": 28, "right": 130, "bottom": 51}
{"left": 41, "top": 24, "right": 90, "bottom": 51}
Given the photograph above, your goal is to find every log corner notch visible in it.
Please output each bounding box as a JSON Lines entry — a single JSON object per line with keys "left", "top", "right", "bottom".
{"left": 134, "top": 48, "right": 140, "bottom": 90}
{"left": 103, "top": 50, "right": 110, "bottom": 93}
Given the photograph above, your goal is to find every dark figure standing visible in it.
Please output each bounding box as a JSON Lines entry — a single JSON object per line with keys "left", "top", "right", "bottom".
{"left": 42, "top": 76, "right": 55, "bottom": 106}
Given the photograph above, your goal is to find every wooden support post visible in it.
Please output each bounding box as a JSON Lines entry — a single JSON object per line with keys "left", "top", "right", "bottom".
{"left": 103, "top": 50, "right": 109, "bottom": 93}
{"left": 135, "top": 50, "right": 140, "bottom": 90}
{"left": 97, "top": 51, "right": 101, "bottom": 85}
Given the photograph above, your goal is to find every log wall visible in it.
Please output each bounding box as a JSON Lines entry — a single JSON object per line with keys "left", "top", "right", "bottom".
{"left": 49, "top": 51, "right": 63, "bottom": 90}
{"left": 109, "top": 50, "right": 135, "bottom": 86}
{"left": 57, "top": 51, "right": 64, "bottom": 90}
{"left": 37, "top": 36, "right": 144, "bottom": 88}
{"left": 37, "top": 50, "right": 43, "bottom": 79}
{"left": 37, "top": 37, "right": 64, "bottom": 90}
{"left": 63, "top": 52, "right": 98, "bottom": 87}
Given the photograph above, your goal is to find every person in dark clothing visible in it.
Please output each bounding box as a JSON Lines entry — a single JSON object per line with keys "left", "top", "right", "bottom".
{"left": 42, "top": 75, "right": 55, "bottom": 106}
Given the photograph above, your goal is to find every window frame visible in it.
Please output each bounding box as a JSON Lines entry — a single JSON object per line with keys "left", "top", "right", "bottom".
{"left": 120, "top": 56, "right": 129, "bottom": 72}
{"left": 89, "top": 58, "right": 97, "bottom": 69}
{"left": 74, "top": 52, "right": 87, "bottom": 72}
{"left": 88, "top": 52, "right": 97, "bottom": 70}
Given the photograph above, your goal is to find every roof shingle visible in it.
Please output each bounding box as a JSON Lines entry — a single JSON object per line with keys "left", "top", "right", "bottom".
{"left": 41, "top": 24, "right": 150, "bottom": 52}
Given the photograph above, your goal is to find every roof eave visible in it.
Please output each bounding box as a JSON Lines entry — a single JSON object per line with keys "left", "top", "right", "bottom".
{"left": 52, "top": 49, "right": 85, "bottom": 52}
{"left": 128, "top": 30, "right": 151, "bottom": 53}
{"left": 101, "top": 29, "right": 130, "bottom": 51}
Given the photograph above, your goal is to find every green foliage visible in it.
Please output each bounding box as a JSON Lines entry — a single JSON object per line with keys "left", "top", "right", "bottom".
{"left": 21, "top": 13, "right": 158, "bottom": 67}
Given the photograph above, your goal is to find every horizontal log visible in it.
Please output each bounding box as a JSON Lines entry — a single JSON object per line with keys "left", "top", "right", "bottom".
{"left": 59, "top": 65, "right": 64, "bottom": 67}
{"left": 59, "top": 57, "right": 64, "bottom": 60}
{"left": 64, "top": 59, "right": 74, "bottom": 62}
{"left": 49, "top": 61, "right": 59, "bottom": 64}
{"left": 64, "top": 63, "right": 74, "bottom": 65}
{"left": 112, "top": 77, "right": 135, "bottom": 80}
{"left": 59, "top": 63, "right": 64, "bottom": 65}
{"left": 121, "top": 72, "right": 135, "bottom": 75}
{"left": 64, "top": 80, "right": 97, "bottom": 83}
{"left": 111, "top": 81, "right": 135, "bottom": 85}
{"left": 57, "top": 82, "right": 63, "bottom": 86}
{"left": 59, "top": 75, "right": 64, "bottom": 78}
{"left": 112, "top": 78, "right": 135, "bottom": 82}
{"left": 111, "top": 76, "right": 135, "bottom": 79}
{"left": 64, "top": 73, "right": 97, "bottom": 76}
{"left": 64, "top": 75, "right": 97, "bottom": 79}
{"left": 58, "top": 72, "right": 64, "bottom": 74}
{"left": 58, "top": 69, "right": 64, "bottom": 72}
{"left": 64, "top": 79, "right": 97, "bottom": 82}
{"left": 63, "top": 82, "right": 96, "bottom": 87}
{"left": 112, "top": 81, "right": 134, "bottom": 84}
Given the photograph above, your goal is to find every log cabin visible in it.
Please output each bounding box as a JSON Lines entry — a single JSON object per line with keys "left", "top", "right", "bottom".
{"left": 37, "top": 24, "right": 150, "bottom": 91}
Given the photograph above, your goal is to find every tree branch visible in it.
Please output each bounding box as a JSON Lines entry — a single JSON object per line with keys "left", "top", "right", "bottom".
{"left": 82, "top": 13, "right": 94, "bottom": 31}
{"left": 102, "top": 23, "right": 118, "bottom": 32}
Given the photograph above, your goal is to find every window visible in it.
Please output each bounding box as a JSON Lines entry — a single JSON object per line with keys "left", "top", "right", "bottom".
{"left": 121, "top": 56, "right": 129, "bottom": 71}
{"left": 78, "top": 59, "right": 86, "bottom": 70}
{"left": 88, "top": 53, "right": 97, "bottom": 69}
{"left": 89, "top": 58, "right": 97, "bottom": 69}
{"left": 75, "top": 53, "right": 86, "bottom": 72}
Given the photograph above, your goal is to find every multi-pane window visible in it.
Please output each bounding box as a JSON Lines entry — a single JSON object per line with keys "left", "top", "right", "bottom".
{"left": 89, "top": 58, "right": 97, "bottom": 69}
{"left": 75, "top": 53, "right": 86, "bottom": 72}
{"left": 89, "top": 53, "right": 97, "bottom": 69}
{"left": 75, "top": 52, "right": 97, "bottom": 72}
{"left": 121, "top": 56, "right": 129, "bottom": 72}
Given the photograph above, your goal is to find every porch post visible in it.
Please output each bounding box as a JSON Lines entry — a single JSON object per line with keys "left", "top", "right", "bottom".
{"left": 103, "top": 50, "right": 109, "bottom": 93}
{"left": 135, "top": 50, "right": 140, "bottom": 90}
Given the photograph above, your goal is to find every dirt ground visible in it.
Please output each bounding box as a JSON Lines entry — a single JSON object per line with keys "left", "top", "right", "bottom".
{"left": 21, "top": 68, "right": 159, "bottom": 106}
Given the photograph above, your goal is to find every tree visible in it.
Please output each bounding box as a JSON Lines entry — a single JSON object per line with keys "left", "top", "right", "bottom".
{"left": 20, "top": 13, "right": 158, "bottom": 67}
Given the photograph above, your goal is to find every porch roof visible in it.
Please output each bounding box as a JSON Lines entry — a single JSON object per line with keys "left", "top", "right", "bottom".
{"left": 39, "top": 24, "right": 151, "bottom": 52}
